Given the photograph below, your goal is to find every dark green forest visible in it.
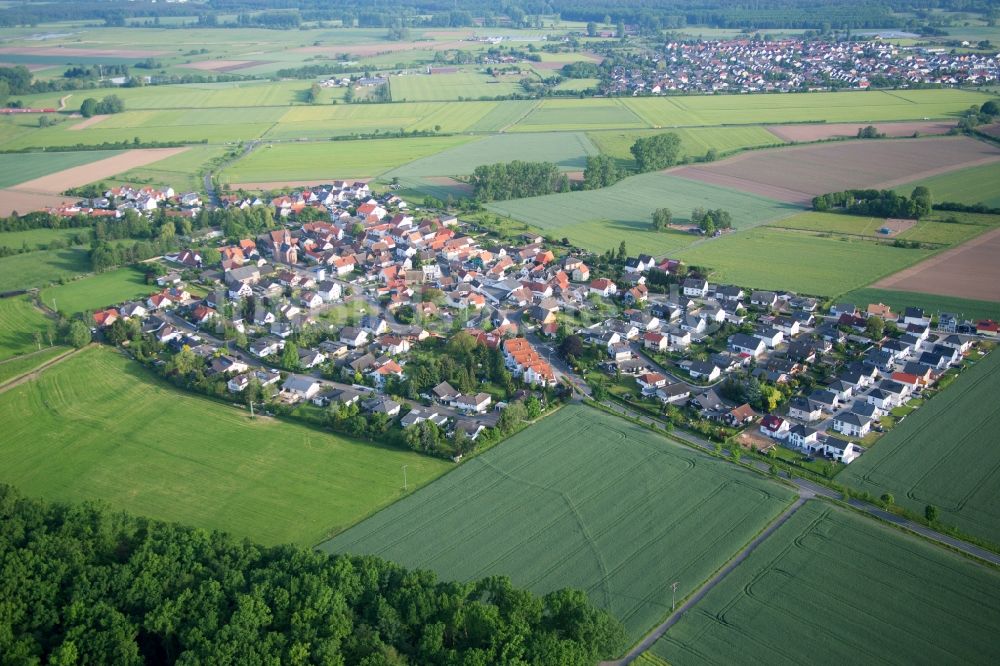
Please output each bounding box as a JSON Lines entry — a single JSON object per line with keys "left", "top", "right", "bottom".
{"left": 0, "top": 485, "right": 625, "bottom": 665}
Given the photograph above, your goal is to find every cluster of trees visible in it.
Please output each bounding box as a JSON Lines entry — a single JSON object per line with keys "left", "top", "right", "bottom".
{"left": 64, "top": 64, "right": 130, "bottom": 80}
{"left": 582, "top": 154, "right": 624, "bottom": 189}
{"left": 80, "top": 95, "right": 125, "bottom": 117}
{"left": 690, "top": 207, "right": 733, "bottom": 235}
{"left": 720, "top": 375, "right": 783, "bottom": 412}
{"left": 630, "top": 132, "right": 682, "bottom": 172}
{"left": 812, "top": 186, "right": 933, "bottom": 219}
{"left": 956, "top": 100, "right": 999, "bottom": 132}
{"left": 469, "top": 160, "right": 568, "bottom": 201}
{"left": 651, "top": 207, "right": 673, "bottom": 231}
{"left": 856, "top": 125, "right": 886, "bottom": 139}
{"left": 400, "top": 332, "right": 512, "bottom": 400}
{"left": 0, "top": 484, "right": 625, "bottom": 665}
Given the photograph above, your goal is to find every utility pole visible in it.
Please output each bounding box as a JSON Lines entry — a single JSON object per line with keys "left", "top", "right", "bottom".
{"left": 671, "top": 581, "right": 679, "bottom": 611}
{"left": 402, "top": 464, "right": 408, "bottom": 491}
{"left": 249, "top": 400, "right": 254, "bottom": 419}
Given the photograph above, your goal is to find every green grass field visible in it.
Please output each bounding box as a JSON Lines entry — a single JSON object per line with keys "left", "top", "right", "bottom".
{"left": 839, "top": 287, "right": 1000, "bottom": 321}
{"left": 390, "top": 71, "right": 526, "bottom": 101}
{"left": 487, "top": 171, "right": 796, "bottom": 256}
{"left": 0, "top": 227, "right": 89, "bottom": 251}
{"left": 676, "top": 227, "right": 934, "bottom": 296}
{"left": 649, "top": 501, "right": 1000, "bottom": 665}
{"left": 0, "top": 345, "right": 67, "bottom": 386}
{"left": 321, "top": 405, "right": 796, "bottom": 645}
{"left": 622, "top": 89, "right": 995, "bottom": 127}
{"left": 0, "top": 296, "right": 52, "bottom": 360}
{"left": 40, "top": 266, "right": 157, "bottom": 315}
{"left": 838, "top": 349, "right": 1000, "bottom": 544}
{"left": 768, "top": 210, "right": 997, "bottom": 246}
{"left": 588, "top": 126, "right": 784, "bottom": 164}
{"left": 0, "top": 248, "right": 91, "bottom": 292}
{"left": 893, "top": 161, "right": 1000, "bottom": 208}
{"left": 0, "top": 346, "right": 451, "bottom": 546}
{"left": 0, "top": 150, "right": 123, "bottom": 188}
{"left": 221, "top": 135, "right": 474, "bottom": 184}
{"left": 512, "top": 97, "right": 648, "bottom": 131}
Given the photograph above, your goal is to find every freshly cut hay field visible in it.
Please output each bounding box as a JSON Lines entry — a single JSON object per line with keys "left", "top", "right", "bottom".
{"left": 0, "top": 248, "right": 91, "bottom": 292}
{"left": 676, "top": 227, "right": 933, "bottom": 296}
{"left": 649, "top": 501, "right": 1000, "bottom": 666}
{"left": 512, "top": 98, "right": 648, "bottom": 131}
{"left": 670, "top": 137, "right": 1000, "bottom": 205}
{"left": 840, "top": 346, "right": 1000, "bottom": 543}
{"left": 839, "top": 288, "right": 1000, "bottom": 322}
{"left": 221, "top": 135, "right": 473, "bottom": 183}
{"left": 0, "top": 296, "right": 51, "bottom": 360}
{"left": 0, "top": 346, "right": 451, "bottom": 546}
{"left": 40, "top": 266, "right": 157, "bottom": 315}
{"left": 322, "top": 405, "right": 796, "bottom": 644}
{"left": 487, "top": 172, "right": 795, "bottom": 255}
{"left": 588, "top": 126, "right": 784, "bottom": 164}
{"left": 623, "top": 89, "right": 994, "bottom": 127}
{"left": 767, "top": 120, "right": 954, "bottom": 142}
{"left": 390, "top": 71, "right": 525, "bottom": 101}
{"left": 893, "top": 160, "right": 1000, "bottom": 209}
{"left": 0, "top": 150, "right": 123, "bottom": 188}
{"left": 872, "top": 226, "right": 1000, "bottom": 301}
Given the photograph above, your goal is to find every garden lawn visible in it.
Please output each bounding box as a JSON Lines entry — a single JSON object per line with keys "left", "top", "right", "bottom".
{"left": 839, "top": 287, "right": 1000, "bottom": 321}
{"left": 221, "top": 135, "right": 474, "bottom": 183}
{"left": 0, "top": 248, "right": 92, "bottom": 292}
{"left": 321, "top": 404, "right": 796, "bottom": 645}
{"left": 40, "top": 266, "right": 156, "bottom": 315}
{"left": 893, "top": 160, "right": 1000, "bottom": 209}
{"left": 0, "top": 150, "right": 123, "bottom": 188}
{"left": 0, "top": 346, "right": 451, "bottom": 546}
{"left": 487, "top": 171, "right": 796, "bottom": 255}
{"left": 0, "top": 296, "right": 52, "bottom": 360}
{"left": 649, "top": 501, "right": 1000, "bottom": 665}
{"left": 676, "top": 227, "right": 934, "bottom": 296}
{"left": 838, "top": 348, "right": 1000, "bottom": 544}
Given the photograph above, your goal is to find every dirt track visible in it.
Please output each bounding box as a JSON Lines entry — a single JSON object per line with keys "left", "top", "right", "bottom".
{"left": 872, "top": 226, "right": 1000, "bottom": 302}
{"left": 0, "top": 344, "right": 89, "bottom": 394}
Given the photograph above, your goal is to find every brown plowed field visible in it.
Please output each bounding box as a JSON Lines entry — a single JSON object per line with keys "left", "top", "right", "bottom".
{"left": 669, "top": 137, "right": 1000, "bottom": 205}
{"left": 768, "top": 121, "right": 954, "bottom": 142}
{"left": 0, "top": 148, "right": 188, "bottom": 215}
{"left": 68, "top": 115, "right": 107, "bottom": 130}
{"left": 872, "top": 227, "right": 1000, "bottom": 302}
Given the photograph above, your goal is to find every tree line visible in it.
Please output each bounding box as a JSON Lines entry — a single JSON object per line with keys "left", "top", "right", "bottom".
{"left": 812, "top": 187, "right": 932, "bottom": 219}
{"left": 0, "top": 483, "right": 625, "bottom": 665}
{"left": 469, "top": 161, "right": 568, "bottom": 202}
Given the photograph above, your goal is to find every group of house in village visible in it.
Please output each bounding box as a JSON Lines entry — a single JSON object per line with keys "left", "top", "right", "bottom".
{"left": 46, "top": 185, "right": 203, "bottom": 219}
{"left": 609, "top": 37, "right": 999, "bottom": 94}
{"left": 84, "top": 177, "right": 991, "bottom": 465}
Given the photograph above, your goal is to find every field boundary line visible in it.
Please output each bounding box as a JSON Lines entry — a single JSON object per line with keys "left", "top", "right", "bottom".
{"left": 0, "top": 343, "right": 91, "bottom": 393}
{"left": 498, "top": 99, "right": 541, "bottom": 133}
{"left": 605, "top": 496, "right": 808, "bottom": 666}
